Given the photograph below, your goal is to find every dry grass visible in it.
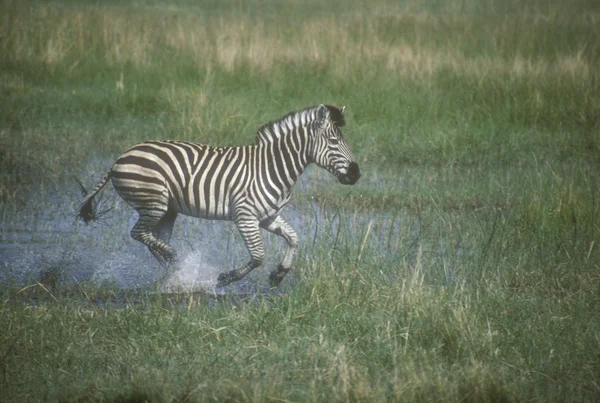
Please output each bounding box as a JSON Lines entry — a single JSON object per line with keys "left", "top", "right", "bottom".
{"left": 2, "top": 4, "right": 597, "bottom": 82}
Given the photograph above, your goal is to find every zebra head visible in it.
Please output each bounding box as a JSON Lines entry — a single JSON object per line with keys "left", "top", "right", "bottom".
{"left": 312, "top": 104, "right": 361, "bottom": 185}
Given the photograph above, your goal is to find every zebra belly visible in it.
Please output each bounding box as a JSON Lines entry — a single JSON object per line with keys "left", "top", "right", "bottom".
{"left": 176, "top": 185, "right": 232, "bottom": 220}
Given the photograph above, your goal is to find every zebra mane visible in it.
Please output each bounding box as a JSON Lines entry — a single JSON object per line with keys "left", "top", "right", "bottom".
{"left": 255, "top": 105, "right": 345, "bottom": 145}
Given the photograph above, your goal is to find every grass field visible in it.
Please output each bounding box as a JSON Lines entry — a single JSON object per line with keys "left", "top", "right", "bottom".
{"left": 1, "top": 0, "right": 599, "bottom": 401}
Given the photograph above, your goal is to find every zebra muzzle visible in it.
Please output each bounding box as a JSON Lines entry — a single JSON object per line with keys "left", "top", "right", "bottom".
{"left": 339, "top": 162, "right": 361, "bottom": 185}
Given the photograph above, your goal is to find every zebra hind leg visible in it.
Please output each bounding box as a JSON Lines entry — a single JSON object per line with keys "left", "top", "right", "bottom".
{"left": 153, "top": 209, "right": 178, "bottom": 244}
{"left": 131, "top": 210, "right": 179, "bottom": 278}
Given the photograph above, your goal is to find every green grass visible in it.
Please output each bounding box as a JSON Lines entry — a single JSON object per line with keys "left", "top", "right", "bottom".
{"left": 1, "top": 0, "right": 599, "bottom": 401}
{"left": 2, "top": 265, "right": 598, "bottom": 402}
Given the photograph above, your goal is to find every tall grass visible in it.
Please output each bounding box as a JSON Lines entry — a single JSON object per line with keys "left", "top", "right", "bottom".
{"left": 1, "top": 0, "right": 599, "bottom": 401}
{"left": 1, "top": 0, "right": 597, "bottom": 203}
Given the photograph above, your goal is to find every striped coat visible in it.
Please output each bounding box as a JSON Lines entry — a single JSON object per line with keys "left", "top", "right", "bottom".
{"left": 78, "top": 104, "right": 360, "bottom": 287}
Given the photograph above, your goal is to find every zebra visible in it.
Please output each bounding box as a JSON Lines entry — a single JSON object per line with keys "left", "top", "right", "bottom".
{"left": 77, "top": 104, "right": 360, "bottom": 287}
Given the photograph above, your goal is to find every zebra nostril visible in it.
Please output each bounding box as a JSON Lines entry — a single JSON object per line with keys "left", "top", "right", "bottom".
{"left": 349, "top": 162, "right": 360, "bottom": 180}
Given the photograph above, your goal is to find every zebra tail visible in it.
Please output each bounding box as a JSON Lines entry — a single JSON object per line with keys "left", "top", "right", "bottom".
{"left": 75, "top": 172, "right": 112, "bottom": 224}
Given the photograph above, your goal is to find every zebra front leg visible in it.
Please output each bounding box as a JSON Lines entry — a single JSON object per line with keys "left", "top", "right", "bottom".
{"left": 261, "top": 216, "right": 299, "bottom": 287}
{"left": 217, "top": 215, "right": 264, "bottom": 287}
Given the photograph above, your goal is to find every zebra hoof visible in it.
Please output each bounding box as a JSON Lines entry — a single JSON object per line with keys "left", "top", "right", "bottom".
{"left": 269, "top": 267, "right": 289, "bottom": 287}
{"left": 268, "top": 272, "right": 281, "bottom": 287}
{"left": 216, "top": 272, "right": 235, "bottom": 288}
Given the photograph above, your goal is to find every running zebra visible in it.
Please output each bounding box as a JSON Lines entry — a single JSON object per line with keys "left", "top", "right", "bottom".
{"left": 77, "top": 104, "right": 360, "bottom": 287}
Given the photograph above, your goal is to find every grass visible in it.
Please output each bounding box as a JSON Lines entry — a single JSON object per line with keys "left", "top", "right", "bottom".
{"left": 1, "top": 0, "right": 599, "bottom": 401}
{"left": 2, "top": 261, "right": 598, "bottom": 401}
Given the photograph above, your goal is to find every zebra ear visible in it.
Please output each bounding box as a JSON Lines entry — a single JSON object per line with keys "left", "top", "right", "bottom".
{"left": 341, "top": 106, "right": 345, "bottom": 115}
{"left": 316, "top": 104, "right": 329, "bottom": 121}
{"left": 316, "top": 104, "right": 329, "bottom": 131}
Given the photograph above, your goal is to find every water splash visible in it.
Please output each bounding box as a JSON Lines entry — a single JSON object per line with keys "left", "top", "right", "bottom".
{"left": 160, "top": 251, "right": 221, "bottom": 294}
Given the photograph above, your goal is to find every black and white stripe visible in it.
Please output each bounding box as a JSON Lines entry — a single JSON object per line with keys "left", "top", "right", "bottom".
{"left": 78, "top": 104, "right": 360, "bottom": 287}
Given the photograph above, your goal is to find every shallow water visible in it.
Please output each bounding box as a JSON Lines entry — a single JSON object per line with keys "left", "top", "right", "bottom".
{"left": 1, "top": 162, "right": 470, "bottom": 295}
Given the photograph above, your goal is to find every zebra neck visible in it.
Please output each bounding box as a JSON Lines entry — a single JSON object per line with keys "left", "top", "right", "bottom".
{"left": 258, "top": 130, "right": 310, "bottom": 191}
